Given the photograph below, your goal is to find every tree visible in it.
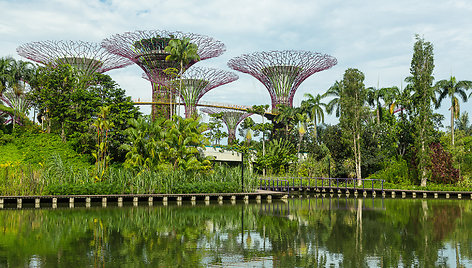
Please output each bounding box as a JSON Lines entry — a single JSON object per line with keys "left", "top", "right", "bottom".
{"left": 205, "top": 112, "right": 227, "bottom": 146}
{"left": 164, "top": 38, "right": 200, "bottom": 118}
{"left": 92, "top": 106, "right": 114, "bottom": 181}
{"left": 339, "top": 68, "right": 368, "bottom": 184}
{"left": 274, "top": 105, "right": 299, "bottom": 139}
{"left": 301, "top": 93, "right": 326, "bottom": 143}
{"left": 324, "top": 80, "right": 342, "bottom": 117}
{"left": 408, "top": 35, "right": 435, "bottom": 186}
{"left": 30, "top": 64, "right": 88, "bottom": 138}
{"left": 366, "top": 86, "right": 387, "bottom": 124}
{"left": 455, "top": 112, "right": 471, "bottom": 135}
{"left": 0, "top": 57, "right": 14, "bottom": 96}
{"left": 0, "top": 57, "right": 35, "bottom": 127}
{"left": 434, "top": 76, "right": 471, "bottom": 146}
{"left": 123, "top": 115, "right": 211, "bottom": 171}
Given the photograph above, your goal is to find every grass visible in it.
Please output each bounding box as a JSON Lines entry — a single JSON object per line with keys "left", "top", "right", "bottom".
{"left": 0, "top": 154, "right": 258, "bottom": 196}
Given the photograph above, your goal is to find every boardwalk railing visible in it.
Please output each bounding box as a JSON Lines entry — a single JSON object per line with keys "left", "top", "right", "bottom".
{"left": 259, "top": 177, "right": 384, "bottom": 194}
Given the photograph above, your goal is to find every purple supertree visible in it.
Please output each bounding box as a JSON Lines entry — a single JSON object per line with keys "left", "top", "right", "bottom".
{"left": 101, "top": 30, "right": 226, "bottom": 118}
{"left": 201, "top": 107, "right": 252, "bottom": 145}
{"left": 228, "top": 50, "right": 337, "bottom": 109}
{"left": 145, "top": 67, "right": 238, "bottom": 118}
{"left": 16, "top": 40, "right": 133, "bottom": 78}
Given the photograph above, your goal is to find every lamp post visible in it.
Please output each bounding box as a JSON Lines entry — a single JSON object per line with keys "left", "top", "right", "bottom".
{"left": 241, "top": 129, "right": 252, "bottom": 193}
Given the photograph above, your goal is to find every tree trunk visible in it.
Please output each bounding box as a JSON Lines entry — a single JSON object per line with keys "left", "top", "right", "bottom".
{"left": 356, "top": 131, "right": 362, "bottom": 186}
{"left": 262, "top": 116, "right": 266, "bottom": 177}
{"left": 61, "top": 121, "right": 66, "bottom": 142}
{"left": 451, "top": 105, "right": 455, "bottom": 146}
{"left": 420, "top": 139, "right": 427, "bottom": 186}
{"left": 376, "top": 107, "right": 380, "bottom": 124}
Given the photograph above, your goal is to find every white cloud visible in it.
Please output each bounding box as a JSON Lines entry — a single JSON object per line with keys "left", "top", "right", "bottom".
{"left": 1, "top": 0, "right": 471, "bottom": 126}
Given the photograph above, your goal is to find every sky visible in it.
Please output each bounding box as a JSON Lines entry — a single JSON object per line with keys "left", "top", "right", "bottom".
{"left": 1, "top": 0, "right": 471, "bottom": 127}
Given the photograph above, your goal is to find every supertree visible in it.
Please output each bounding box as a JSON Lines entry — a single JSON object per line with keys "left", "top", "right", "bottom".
{"left": 145, "top": 67, "right": 238, "bottom": 118}
{"left": 101, "top": 30, "right": 226, "bottom": 118}
{"left": 16, "top": 40, "right": 133, "bottom": 79}
{"left": 201, "top": 107, "right": 252, "bottom": 145}
{"left": 228, "top": 50, "right": 337, "bottom": 109}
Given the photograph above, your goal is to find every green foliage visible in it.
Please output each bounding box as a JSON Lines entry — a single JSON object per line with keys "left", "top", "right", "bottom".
{"left": 368, "top": 157, "right": 410, "bottom": 184}
{"left": 44, "top": 182, "right": 124, "bottom": 195}
{"left": 407, "top": 35, "right": 435, "bottom": 186}
{"left": 133, "top": 35, "right": 174, "bottom": 51}
{"left": 91, "top": 106, "right": 114, "bottom": 181}
{"left": 205, "top": 112, "right": 227, "bottom": 146}
{"left": 339, "top": 68, "right": 368, "bottom": 180}
{"left": 297, "top": 155, "right": 331, "bottom": 178}
{"left": 254, "top": 138, "right": 296, "bottom": 175}
{"left": 30, "top": 66, "right": 140, "bottom": 161}
{"left": 0, "top": 131, "right": 90, "bottom": 169}
{"left": 122, "top": 115, "right": 211, "bottom": 171}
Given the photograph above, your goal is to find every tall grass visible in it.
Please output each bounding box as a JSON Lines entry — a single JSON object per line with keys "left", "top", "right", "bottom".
{"left": 0, "top": 154, "right": 258, "bottom": 195}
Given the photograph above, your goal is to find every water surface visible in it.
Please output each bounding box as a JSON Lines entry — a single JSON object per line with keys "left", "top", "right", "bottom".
{"left": 1, "top": 197, "right": 471, "bottom": 267}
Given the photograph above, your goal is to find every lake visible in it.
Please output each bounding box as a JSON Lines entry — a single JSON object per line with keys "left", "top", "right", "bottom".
{"left": 0, "top": 197, "right": 471, "bottom": 267}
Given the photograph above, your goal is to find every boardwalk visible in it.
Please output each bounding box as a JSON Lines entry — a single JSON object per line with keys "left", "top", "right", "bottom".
{"left": 258, "top": 177, "right": 472, "bottom": 200}
{"left": 0, "top": 190, "right": 286, "bottom": 209}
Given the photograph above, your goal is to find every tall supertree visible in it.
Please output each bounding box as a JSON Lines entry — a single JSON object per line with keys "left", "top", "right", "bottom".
{"left": 228, "top": 50, "right": 337, "bottom": 109}
{"left": 201, "top": 107, "right": 252, "bottom": 145}
{"left": 145, "top": 67, "right": 238, "bottom": 118}
{"left": 16, "top": 40, "right": 133, "bottom": 79}
{"left": 101, "top": 30, "right": 226, "bottom": 118}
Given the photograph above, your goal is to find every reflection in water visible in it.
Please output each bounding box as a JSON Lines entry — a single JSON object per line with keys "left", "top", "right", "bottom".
{"left": 0, "top": 198, "right": 471, "bottom": 267}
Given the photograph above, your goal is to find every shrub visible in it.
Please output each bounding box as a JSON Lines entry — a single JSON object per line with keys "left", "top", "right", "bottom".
{"left": 368, "top": 157, "right": 410, "bottom": 184}
{"left": 429, "top": 143, "right": 461, "bottom": 184}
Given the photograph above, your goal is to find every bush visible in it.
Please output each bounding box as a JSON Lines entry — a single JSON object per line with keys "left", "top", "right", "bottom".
{"left": 429, "top": 143, "right": 461, "bottom": 184}
{"left": 368, "top": 157, "right": 410, "bottom": 184}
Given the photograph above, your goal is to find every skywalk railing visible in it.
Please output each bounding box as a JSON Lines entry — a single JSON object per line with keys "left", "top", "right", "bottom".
{"left": 259, "top": 177, "right": 385, "bottom": 194}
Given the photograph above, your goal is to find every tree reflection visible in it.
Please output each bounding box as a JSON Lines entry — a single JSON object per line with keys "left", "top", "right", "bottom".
{"left": 0, "top": 198, "right": 471, "bottom": 267}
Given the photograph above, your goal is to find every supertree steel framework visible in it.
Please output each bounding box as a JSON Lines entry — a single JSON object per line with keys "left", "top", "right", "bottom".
{"left": 101, "top": 30, "right": 226, "bottom": 118}
{"left": 201, "top": 107, "right": 252, "bottom": 145}
{"left": 145, "top": 67, "right": 238, "bottom": 118}
{"left": 16, "top": 40, "right": 133, "bottom": 78}
{"left": 227, "top": 50, "right": 337, "bottom": 109}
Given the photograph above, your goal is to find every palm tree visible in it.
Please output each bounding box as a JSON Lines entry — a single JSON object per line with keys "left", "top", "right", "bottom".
{"left": 366, "top": 86, "right": 387, "bottom": 124}
{"left": 301, "top": 93, "right": 326, "bottom": 143}
{"left": 9, "top": 59, "right": 35, "bottom": 90}
{"left": 274, "top": 105, "right": 298, "bottom": 138}
{"left": 0, "top": 57, "right": 14, "bottom": 96}
{"left": 382, "top": 86, "right": 402, "bottom": 114}
{"left": 0, "top": 58, "right": 35, "bottom": 127}
{"left": 323, "top": 81, "right": 342, "bottom": 117}
{"left": 165, "top": 38, "right": 200, "bottom": 118}
{"left": 435, "top": 76, "right": 472, "bottom": 146}
{"left": 455, "top": 112, "right": 471, "bottom": 135}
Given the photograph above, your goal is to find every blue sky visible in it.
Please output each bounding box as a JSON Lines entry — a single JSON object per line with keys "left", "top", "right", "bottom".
{"left": 1, "top": 0, "right": 471, "bottom": 126}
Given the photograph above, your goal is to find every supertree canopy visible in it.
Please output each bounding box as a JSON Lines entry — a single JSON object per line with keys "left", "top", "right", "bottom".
{"left": 228, "top": 50, "right": 337, "bottom": 109}
{"left": 16, "top": 40, "right": 133, "bottom": 77}
{"left": 201, "top": 107, "right": 252, "bottom": 145}
{"left": 145, "top": 67, "right": 238, "bottom": 118}
{"left": 101, "top": 30, "right": 226, "bottom": 118}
